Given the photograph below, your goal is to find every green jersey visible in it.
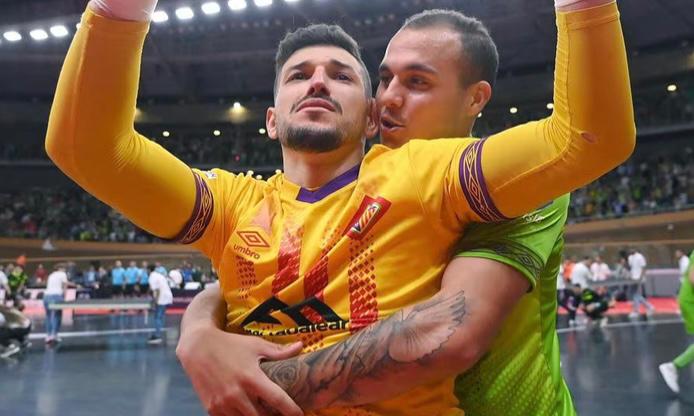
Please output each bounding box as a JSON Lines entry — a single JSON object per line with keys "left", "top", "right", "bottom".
{"left": 679, "top": 251, "right": 694, "bottom": 303}
{"left": 678, "top": 250, "right": 694, "bottom": 334}
{"left": 454, "top": 194, "right": 576, "bottom": 416}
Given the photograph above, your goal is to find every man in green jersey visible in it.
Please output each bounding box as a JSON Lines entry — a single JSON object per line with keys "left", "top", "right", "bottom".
{"left": 454, "top": 197, "right": 575, "bottom": 415}
{"left": 177, "top": 6, "right": 581, "bottom": 415}
{"left": 659, "top": 249, "right": 694, "bottom": 394}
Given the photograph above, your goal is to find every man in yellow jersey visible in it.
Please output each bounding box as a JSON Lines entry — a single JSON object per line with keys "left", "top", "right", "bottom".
{"left": 46, "top": 0, "right": 633, "bottom": 414}
{"left": 178, "top": 7, "right": 578, "bottom": 416}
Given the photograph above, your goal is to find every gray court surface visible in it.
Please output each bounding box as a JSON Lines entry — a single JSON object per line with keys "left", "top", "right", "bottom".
{"left": 1, "top": 314, "right": 694, "bottom": 415}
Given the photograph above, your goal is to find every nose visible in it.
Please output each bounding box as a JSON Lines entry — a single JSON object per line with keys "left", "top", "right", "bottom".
{"left": 379, "top": 77, "right": 404, "bottom": 109}
{"left": 307, "top": 66, "right": 329, "bottom": 97}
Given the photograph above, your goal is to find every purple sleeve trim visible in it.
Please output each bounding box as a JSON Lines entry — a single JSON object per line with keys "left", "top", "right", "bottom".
{"left": 459, "top": 139, "right": 509, "bottom": 222}
{"left": 165, "top": 171, "right": 214, "bottom": 244}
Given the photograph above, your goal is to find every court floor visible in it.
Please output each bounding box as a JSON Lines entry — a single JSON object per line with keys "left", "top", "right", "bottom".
{"left": 1, "top": 313, "right": 693, "bottom": 415}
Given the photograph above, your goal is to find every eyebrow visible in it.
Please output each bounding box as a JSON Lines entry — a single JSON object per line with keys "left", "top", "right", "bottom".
{"left": 378, "top": 62, "right": 438, "bottom": 75}
{"left": 285, "top": 58, "right": 357, "bottom": 76}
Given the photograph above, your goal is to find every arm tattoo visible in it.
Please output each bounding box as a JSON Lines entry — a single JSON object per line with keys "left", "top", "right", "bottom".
{"left": 260, "top": 290, "right": 467, "bottom": 409}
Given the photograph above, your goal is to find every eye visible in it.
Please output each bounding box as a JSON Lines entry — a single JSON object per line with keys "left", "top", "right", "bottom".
{"left": 336, "top": 72, "right": 352, "bottom": 82}
{"left": 409, "top": 76, "right": 428, "bottom": 86}
{"left": 288, "top": 72, "right": 307, "bottom": 81}
{"left": 378, "top": 74, "right": 392, "bottom": 86}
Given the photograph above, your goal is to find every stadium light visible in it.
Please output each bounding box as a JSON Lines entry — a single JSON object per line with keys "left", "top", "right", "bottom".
{"left": 162, "top": 130, "right": 170, "bottom": 137}
{"left": 275, "top": 169, "right": 282, "bottom": 174}
{"left": 509, "top": 107, "right": 518, "bottom": 114}
{"left": 175, "top": 7, "right": 195, "bottom": 20}
{"left": 259, "top": 128, "right": 267, "bottom": 134}
{"left": 76, "top": 23, "right": 81, "bottom": 30}
{"left": 254, "top": 0, "right": 273, "bottom": 7}
{"left": 228, "top": 0, "right": 248, "bottom": 11}
{"left": 247, "top": 170, "right": 254, "bottom": 176}
{"left": 255, "top": 175, "right": 263, "bottom": 180}
{"left": 30, "top": 29, "right": 49, "bottom": 41}
{"left": 667, "top": 84, "right": 677, "bottom": 92}
{"left": 201, "top": 2, "right": 221, "bottom": 15}
{"left": 233, "top": 101, "right": 242, "bottom": 109}
{"left": 546, "top": 102, "right": 554, "bottom": 110}
{"left": 152, "top": 10, "right": 169, "bottom": 23}
{"left": 213, "top": 129, "right": 221, "bottom": 136}
{"left": 3, "top": 31, "right": 22, "bottom": 42}
{"left": 49, "top": 25, "right": 69, "bottom": 38}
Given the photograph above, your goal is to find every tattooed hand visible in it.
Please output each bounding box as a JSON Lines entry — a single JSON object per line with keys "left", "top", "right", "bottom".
{"left": 260, "top": 291, "right": 467, "bottom": 410}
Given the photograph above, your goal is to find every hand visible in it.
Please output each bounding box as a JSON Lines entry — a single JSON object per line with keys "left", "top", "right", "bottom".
{"left": 176, "top": 324, "right": 304, "bottom": 416}
{"left": 88, "top": 0, "right": 159, "bottom": 22}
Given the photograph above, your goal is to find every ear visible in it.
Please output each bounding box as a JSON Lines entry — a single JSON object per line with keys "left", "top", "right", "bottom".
{"left": 465, "top": 80, "right": 492, "bottom": 118}
{"left": 266, "top": 107, "right": 278, "bottom": 140}
{"left": 364, "top": 98, "right": 380, "bottom": 140}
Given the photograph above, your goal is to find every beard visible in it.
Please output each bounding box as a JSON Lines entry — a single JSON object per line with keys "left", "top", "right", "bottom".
{"left": 281, "top": 123, "right": 345, "bottom": 153}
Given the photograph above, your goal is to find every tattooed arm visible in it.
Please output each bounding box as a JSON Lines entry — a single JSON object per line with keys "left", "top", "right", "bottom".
{"left": 260, "top": 256, "right": 530, "bottom": 410}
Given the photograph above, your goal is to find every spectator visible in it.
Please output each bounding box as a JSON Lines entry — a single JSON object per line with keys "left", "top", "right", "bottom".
{"left": 0, "top": 266, "right": 9, "bottom": 302}
{"left": 7, "top": 265, "right": 28, "bottom": 310}
{"left": 590, "top": 256, "right": 611, "bottom": 281}
{"left": 676, "top": 249, "right": 691, "bottom": 282}
{"left": 571, "top": 256, "right": 593, "bottom": 289}
{"left": 147, "top": 265, "right": 173, "bottom": 345}
{"left": 628, "top": 249, "right": 655, "bottom": 318}
{"left": 124, "top": 261, "right": 139, "bottom": 297}
{"left": 111, "top": 261, "right": 125, "bottom": 298}
{"left": 168, "top": 268, "right": 183, "bottom": 289}
{"left": 581, "top": 286, "right": 615, "bottom": 327}
{"left": 43, "top": 263, "right": 76, "bottom": 344}
{"left": 33, "top": 264, "right": 48, "bottom": 287}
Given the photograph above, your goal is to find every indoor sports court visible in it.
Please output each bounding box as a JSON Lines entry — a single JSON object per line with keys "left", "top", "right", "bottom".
{"left": 1, "top": 0, "right": 693, "bottom": 415}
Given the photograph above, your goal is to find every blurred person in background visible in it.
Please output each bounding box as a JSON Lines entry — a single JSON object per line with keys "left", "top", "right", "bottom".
{"left": 571, "top": 256, "right": 593, "bottom": 289}
{"left": 32, "top": 264, "right": 48, "bottom": 287}
{"left": 138, "top": 261, "right": 149, "bottom": 295}
{"left": 124, "top": 261, "right": 139, "bottom": 297}
{"left": 628, "top": 248, "right": 654, "bottom": 318}
{"left": 147, "top": 264, "right": 172, "bottom": 345}
{"left": 7, "top": 265, "right": 28, "bottom": 310}
{"left": 676, "top": 249, "right": 690, "bottom": 283}
{"left": 43, "top": 263, "right": 77, "bottom": 344}
{"left": 590, "top": 255, "right": 611, "bottom": 281}
{"left": 0, "top": 266, "right": 9, "bottom": 303}
{"left": 110, "top": 260, "right": 125, "bottom": 298}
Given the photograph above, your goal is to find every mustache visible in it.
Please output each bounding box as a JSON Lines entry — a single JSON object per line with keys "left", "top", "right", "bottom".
{"left": 290, "top": 93, "right": 342, "bottom": 114}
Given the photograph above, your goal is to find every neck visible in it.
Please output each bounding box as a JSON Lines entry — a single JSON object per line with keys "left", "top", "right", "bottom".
{"left": 281, "top": 143, "right": 364, "bottom": 189}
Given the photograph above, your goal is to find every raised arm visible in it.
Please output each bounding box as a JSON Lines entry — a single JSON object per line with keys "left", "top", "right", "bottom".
{"left": 259, "top": 256, "right": 529, "bottom": 410}
{"left": 471, "top": 0, "right": 635, "bottom": 219}
{"left": 45, "top": 1, "right": 196, "bottom": 239}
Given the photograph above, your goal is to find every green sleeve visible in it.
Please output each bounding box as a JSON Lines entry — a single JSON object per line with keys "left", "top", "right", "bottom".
{"left": 455, "top": 194, "right": 570, "bottom": 289}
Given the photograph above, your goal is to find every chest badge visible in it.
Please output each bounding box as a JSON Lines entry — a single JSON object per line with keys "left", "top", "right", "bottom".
{"left": 344, "top": 196, "right": 391, "bottom": 240}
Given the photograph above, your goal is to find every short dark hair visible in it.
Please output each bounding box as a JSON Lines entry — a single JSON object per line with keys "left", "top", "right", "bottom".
{"left": 402, "top": 9, "right": 499, "bottom": 87}
{"left": 274, "top": 24, "right": 372, "bottom": 97}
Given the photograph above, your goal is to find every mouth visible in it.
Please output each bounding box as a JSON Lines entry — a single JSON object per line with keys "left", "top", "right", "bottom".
{"left": 380, "top": 115, "right": 404, "bottom": 133}
{"left": 296, "top": 98, "right": 336, "bottom": 113}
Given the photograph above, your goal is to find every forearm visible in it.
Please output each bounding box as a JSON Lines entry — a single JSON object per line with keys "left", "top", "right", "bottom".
{"left": 45, "top": 8, "right": 195, "bottom": 238}
{"left": 481, "top": 1, "right": 634, "bottom": 218}
{"left": 180, "top": 284, "right": 226, "bottom": 334}
{"left": 260, "top": 290, "right": 480, "bottom": 410}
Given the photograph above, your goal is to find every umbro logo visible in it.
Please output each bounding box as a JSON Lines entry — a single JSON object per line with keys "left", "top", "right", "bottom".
{"left": 237, "top": 231, "right": 270, "bottom": 248}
